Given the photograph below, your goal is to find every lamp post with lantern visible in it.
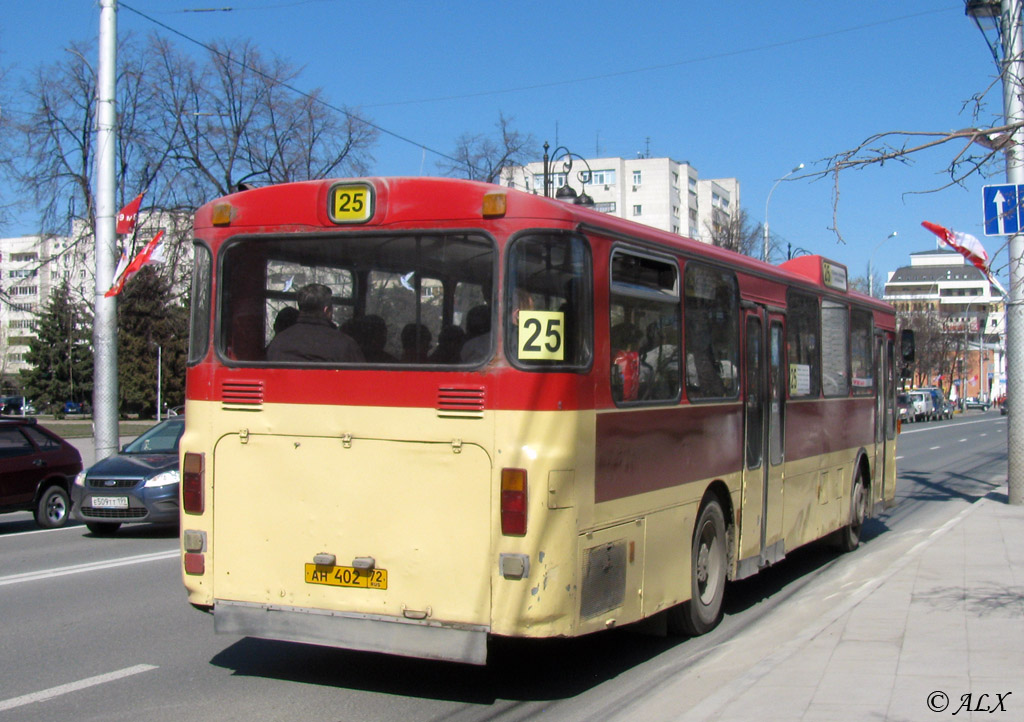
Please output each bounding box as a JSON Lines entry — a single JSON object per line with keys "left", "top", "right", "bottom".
{"left": 542, "top": 142, "right": 596, "bottom": 208}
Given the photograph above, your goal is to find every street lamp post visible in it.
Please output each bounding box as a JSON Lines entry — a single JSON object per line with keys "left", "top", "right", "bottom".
{"left": 542, "top": 142, "right": 596, "bottom": 208}
{"left": 763, "top": 163, "right": 804, "bottom": 262}
{"left": 869, "top": 231, "right": 898, "bottom": 297}
{"left": 967, "top": 0, "right": 1024, "bottom": 504}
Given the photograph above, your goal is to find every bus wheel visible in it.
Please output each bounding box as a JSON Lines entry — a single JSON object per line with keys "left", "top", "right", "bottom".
{"left": 669, "top": 498, "right": 727, "bottom": 636}
{"left": 836, "top": 471, "right": 867, "bottom": 553}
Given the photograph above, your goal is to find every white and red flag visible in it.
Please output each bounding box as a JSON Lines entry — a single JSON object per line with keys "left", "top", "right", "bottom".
{"left": 921, "top": 221, "right": 990, "bottom": 273}
{"left": 116, "top": 193, "right": 145, "bottom": 235}
{"left": 104, "top": 230, "right": 165, "bottom": 297}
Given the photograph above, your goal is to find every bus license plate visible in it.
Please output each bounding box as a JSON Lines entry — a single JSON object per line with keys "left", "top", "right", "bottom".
{"left": 91, "top": 496, "right": 128, "bottom": 509}
{"left": 304, "top": 564, "right": 387, "bottom": 590}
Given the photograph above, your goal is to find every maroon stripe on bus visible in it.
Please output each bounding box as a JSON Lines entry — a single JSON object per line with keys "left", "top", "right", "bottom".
{"left": 785, "top": 397, "right": 876, "bottom": 459}
{"left": 595, "top": 404, "right": 744, "bottom": 503}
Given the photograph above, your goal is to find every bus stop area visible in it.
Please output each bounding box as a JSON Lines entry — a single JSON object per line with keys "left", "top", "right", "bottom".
{"left": 618, "top": 486, "right": 1024, "bottom": 722}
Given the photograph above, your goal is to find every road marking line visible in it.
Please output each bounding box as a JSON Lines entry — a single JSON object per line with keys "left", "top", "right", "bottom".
{"left": 0, "top": 550, "right": 178, "bottom": 587}
{"left": 929, "top": 446, "right": 941, "bottom": 450}
{"left": 0, "top": 664, "right": 158, "bottom": 712}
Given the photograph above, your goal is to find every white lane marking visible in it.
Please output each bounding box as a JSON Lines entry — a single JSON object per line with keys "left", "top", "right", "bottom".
{"left": 929, "top": 446, "right": 941, "bottom": 450}
{"left": 0, "top": 550, "right": 178, "bottom": 587}
{"left": 899, "top": 417, "right": 1000, "bottom": 434}
{"left": 0, "top": 664, "right": 158, "bottom": 712}
{"left": 1, "top": 524, "right": 86, "bottom": 538}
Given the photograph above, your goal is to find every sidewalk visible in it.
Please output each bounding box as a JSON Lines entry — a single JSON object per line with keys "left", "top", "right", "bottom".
{"left": 685, "top": 488, "right": 1024, "bottom": 721}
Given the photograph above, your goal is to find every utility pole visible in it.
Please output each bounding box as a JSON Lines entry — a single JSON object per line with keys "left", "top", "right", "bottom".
{"left": 999, "top": 0, "right": 1024, "bottom": 504}
{"left": 967, "top": 0, "right": 1024, "bottom": 503}
{"left": 93, "top": 0, "right": 119, "bottom": 461}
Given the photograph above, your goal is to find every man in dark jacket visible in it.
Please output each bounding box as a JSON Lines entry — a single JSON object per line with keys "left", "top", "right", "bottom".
{"left": 266, "top": 283, "right": 364, "bottom": 363}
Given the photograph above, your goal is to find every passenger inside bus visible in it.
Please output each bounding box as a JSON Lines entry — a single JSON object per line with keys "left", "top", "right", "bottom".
{"left": 611, "top": 322, "right": 646, "bottom": 402}
{"left": 266, "top": 283, "right": 364, "bottom": 363}
{"left": 428, "top": 324, "right": 466, "bottom": 363}
{"left": 346, "top": 315, "right": 396, "bottom": 362}
{"left": 400, "top": 323, "right": 432, "bottom": 363}
{"left": 461, "top": 305, "right": 491, "bottom": 362}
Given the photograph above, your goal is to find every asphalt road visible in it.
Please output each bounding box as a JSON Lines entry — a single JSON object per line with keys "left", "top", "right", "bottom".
{"left": 0, "top": 410, "right": 1008, "bottom": 722}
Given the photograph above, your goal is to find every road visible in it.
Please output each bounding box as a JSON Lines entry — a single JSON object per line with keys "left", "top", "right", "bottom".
{"left": 0, "top": 411, "right": 1008, "bottom": 721}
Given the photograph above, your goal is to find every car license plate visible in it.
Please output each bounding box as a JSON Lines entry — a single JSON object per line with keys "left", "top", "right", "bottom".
{"left": 91, "top": 496, "right": 129, "bottom": 509}
{"left": 304, "top": 564, "right": 387, "bottom": 590}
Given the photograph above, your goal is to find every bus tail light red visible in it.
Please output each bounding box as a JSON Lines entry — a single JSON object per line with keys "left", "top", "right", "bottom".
{"left": 501, "top": 468, "right": 527, "bottom": 535}
{"left": 183, "top": 452, "right": 205, "bottom": 514}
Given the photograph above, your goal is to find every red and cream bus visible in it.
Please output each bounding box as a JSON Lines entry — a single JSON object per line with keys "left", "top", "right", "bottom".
{"left": 180, "top": 177, "right": 909, "bottom": 664}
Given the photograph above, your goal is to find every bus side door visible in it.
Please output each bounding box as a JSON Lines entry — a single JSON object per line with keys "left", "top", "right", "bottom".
{"left": 738, "top": 307, "right": 786, "bottom": 576}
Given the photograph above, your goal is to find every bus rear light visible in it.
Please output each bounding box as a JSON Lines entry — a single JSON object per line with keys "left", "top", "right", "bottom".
{"left": 501, "top": 468, "right": 527, "bottom": 536}
{"left": 184, "top": 553, "right": 205, "bottom": 575}
{"left": 183, "top": 452, "right": 205, "bottom": 514}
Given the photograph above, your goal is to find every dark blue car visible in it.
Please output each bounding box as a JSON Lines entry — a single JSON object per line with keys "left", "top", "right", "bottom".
{"left": 71, "top": 416, "right": 184, "bottom": 535}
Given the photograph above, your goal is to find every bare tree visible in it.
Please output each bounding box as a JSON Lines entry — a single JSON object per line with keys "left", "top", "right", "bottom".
{"left": 153, "top": 38, "right": 377, "bottom": 200}
{"left": 440, "top": 113, "right": 537, "bottom": 183}
{"left": 0, "top": 61, "right": 15, "bottom": 230}
{"left": 704, "top": 207, "right": 765, "bottom": 257}
{"left": 11, "top": 33, "right": 379, "bottom": 298}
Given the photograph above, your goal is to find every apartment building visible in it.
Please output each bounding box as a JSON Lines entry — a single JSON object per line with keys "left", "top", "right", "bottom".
{"left": 0, "top": 211, "right": 190, "bottom": 392}
{"left": 503, "top": 155, "right": 739, "bottom": 243}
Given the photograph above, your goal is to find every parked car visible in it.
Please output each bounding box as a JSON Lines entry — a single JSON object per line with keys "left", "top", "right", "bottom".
{"left": 1001, "top": 398, "right": 1009, "bottom": 416}
{"left": 965, "top": 397, "right": 991, "bottom": 411}
{"left": 897, "top": 393, "right": 913, "bottom": 424}
{"left": 0, "top": 418, "right": 83, "bottom": 528}
{"left": 71, "top": 416, "right": 184, "bottom": 535}
{"left": 0, "top": 396, "right": 35, "bottom": 416}
{"left": 62, "top": 401, "right": 83, "bottom": 415}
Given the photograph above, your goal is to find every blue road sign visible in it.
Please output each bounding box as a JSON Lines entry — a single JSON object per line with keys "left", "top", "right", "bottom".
{"left": 983, "top": 184, "right": 1023, "bottom": 236}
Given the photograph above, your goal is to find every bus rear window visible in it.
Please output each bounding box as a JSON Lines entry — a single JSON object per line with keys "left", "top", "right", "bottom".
{"left": 218, "top": 232, "right": 494, "bottom": 366}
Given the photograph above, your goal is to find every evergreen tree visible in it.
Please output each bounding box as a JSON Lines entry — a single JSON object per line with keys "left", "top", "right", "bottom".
{"left": 20, "top": 281, "right": 93, "bottom": 411}
{"left": 117, "top": 266, "right": 189, "bottom": 418}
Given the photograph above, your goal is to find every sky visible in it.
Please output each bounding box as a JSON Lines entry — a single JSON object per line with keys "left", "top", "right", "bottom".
{"left": 0, "top": 1, "right": 1012, "bottom": 287}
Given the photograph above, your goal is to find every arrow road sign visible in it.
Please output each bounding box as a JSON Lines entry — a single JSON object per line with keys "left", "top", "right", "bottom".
{"left": 983, "top": 184, "right": 1022, "bottom": 236}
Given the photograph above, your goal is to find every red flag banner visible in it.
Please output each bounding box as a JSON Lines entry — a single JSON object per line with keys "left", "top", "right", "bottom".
{"left": 921, "top": 221, "right": 990, "bottom": 273}
{"left": 116, "top": 193, "right": 145, "bottom": 235}
{"left": 104, "top": 230, "right": 165, "bottom": 297}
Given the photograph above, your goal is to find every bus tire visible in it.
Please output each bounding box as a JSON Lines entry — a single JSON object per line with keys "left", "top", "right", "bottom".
{"left": 836, "top": 470, "right": 867, "bottom": 553}
{"left": 669, "top": 498, "right": 727, "bottom": 636}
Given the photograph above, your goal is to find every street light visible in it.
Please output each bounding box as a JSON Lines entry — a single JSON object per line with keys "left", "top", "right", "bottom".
{"left": 966, "top": 0, "right": 1024, "bottom": 504}
{"left": 868, "top": 231, "right": 898, "bottom": 297}
{"left": 542, "top": 142, "right": 596, "bottom": 208}
{"left": 763, "top": 163, "right": 804, "bottom": 262}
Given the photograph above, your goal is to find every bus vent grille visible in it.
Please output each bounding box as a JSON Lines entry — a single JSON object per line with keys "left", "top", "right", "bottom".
{"left": 221, "top": 380, "right": 265, "bottom": 410}
{"left": 436, "top": 386, "right": 485, "bottom": 418}
{"left": 580, "top": 540, "right": 627, "bottom": 619}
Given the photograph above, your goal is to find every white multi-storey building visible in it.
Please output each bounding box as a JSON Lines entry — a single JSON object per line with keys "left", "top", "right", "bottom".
{"left": 503, "top": 155, "right": 739, "bottom": 243}
{"left": 0, "top": 233, "right": 93, "bottom": 387}
{"left": 883, "top": 247, "right": 1006, "bottom": 401}
{"left": 0, "top": 211, "right": 190, "bottom": 393}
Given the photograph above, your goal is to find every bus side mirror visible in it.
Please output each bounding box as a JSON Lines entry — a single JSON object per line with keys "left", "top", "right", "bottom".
{"left": 900, "top": 329, "right": 915, "bottom": 363}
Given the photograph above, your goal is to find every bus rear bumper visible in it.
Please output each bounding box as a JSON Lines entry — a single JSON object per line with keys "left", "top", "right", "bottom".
{"left": 213, "top": 600, "right": 489, "bottom": 665}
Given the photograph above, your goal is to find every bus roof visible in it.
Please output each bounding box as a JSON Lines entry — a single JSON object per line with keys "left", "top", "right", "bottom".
{"left": 195, "top": 176, "right": 893, "bottom": 314}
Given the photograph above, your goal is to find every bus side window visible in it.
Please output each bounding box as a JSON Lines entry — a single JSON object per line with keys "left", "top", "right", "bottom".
{"left": 609, "top": 249, "right": 681, "bottom": 405}
{"left": 684, "top": 263, "right": 739, "bottom": 401}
